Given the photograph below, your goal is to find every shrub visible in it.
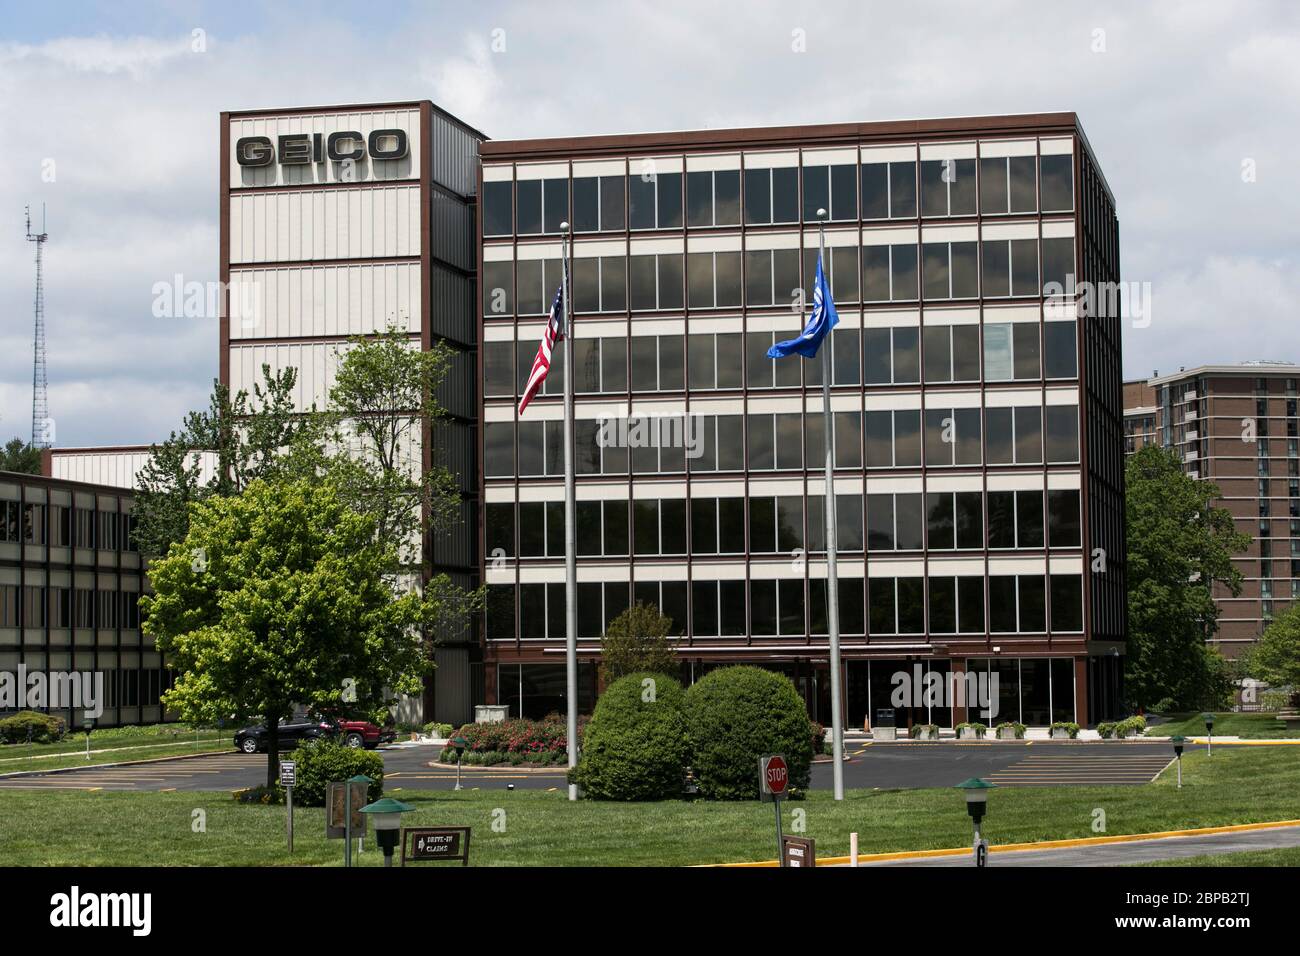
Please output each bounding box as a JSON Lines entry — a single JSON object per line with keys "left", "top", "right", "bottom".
{"left": 1114, "top": 715, "right": 1147, "bottom": 737}
{"left": 422, "top": 721, "right": 454, "bottom": 738}
{"left": 995, "top": 721, "right": 1026, "bottom": 739}
{"left": 438, "top": 716, "right": 587, "bottom": 762}
{"left": 1097, "top": 722, "right": 1117, "bottom": 739}
{"left": 599, "top": 602, "right": 680, "bottom": 685}
{"left": 0, "top": 710, "right": 67, "bottom": 744}
{"left": 683, "top": 666, "right": 813, "bottom": 801}
{"left": 573, "top": 672, "right": 689, "bottom": 801}
{"left": 1050, "top": 721, "right": 1081, "bottom": 738}
{"left": 1261, "top": 688, "right": 1297, "bottom": 711}
{"left": 810, "top": 722, "right": 827, "bottom": 755}
{"left": 232, "top": 785, "right": 284, "bottom": 805}
{"left": 285, "top": 740, "right": 383, "bottom": 807}
{"left": 955, "top": 721, "right": 988, "bottom": 738}
{"left": 910, "top": 723, "right": 940, "bottom": 739}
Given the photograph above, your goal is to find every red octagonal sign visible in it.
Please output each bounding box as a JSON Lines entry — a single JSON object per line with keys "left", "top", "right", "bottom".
{"left": 762, "top": 754, "right": 789, "bottom": 796}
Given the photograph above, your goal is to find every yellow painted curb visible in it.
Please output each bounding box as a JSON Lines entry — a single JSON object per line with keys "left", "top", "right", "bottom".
{"left": 712, "top": 818, "right": 1300, "bottom": 868}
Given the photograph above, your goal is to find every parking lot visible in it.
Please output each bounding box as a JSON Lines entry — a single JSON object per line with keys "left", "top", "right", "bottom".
{"left": 0, "top": 739, "right": 1186, "bottom": 793}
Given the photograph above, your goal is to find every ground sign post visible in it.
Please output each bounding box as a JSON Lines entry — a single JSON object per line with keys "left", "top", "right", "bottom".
{"left": 401, "top": 826, "right": 472, "bottom": 866}
{"left": 759, "top": 754, "right": 789, "bottom": 866}
{"left": 279, "top": 760, "right": 296, "bottom": 853}
{"left": 781, "top": 835, "right": 816, "bottom": 867}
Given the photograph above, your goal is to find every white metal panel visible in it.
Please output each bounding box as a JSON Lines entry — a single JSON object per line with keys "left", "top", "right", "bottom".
{"left": 229, "top": 185, "right": 420, "bottom": 264}
{"left": 229, "top": 108, "right": 421, "bottom": 188}
{"left": 229, "top": 262, "right": 420, "bottom": 339}
{"left": 49, "top": 450, "right": 218, "bottom": 490}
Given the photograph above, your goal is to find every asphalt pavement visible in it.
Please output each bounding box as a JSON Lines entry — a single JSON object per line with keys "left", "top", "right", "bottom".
{"left": 0, "top": 739, "right": 1189, "bottom": 793}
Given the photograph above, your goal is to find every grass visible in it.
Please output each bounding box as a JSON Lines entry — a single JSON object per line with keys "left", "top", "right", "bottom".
{"left": 0, "top": 741, "right": 232, "bottom": 774}
{"left": 0, "top": 724, "right": 228, "bottom": 760}
{"left": 1, "top": 746, "right": 1299, "bottom": 866}
{"left": 1135, "top": 847, "right": 1300, "bottom": 867}
{"left": 1146, "top": 712, "right": 1300, "bottom": 739}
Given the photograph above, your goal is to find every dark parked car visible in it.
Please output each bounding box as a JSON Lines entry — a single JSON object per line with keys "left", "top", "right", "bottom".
{"left": 234, "top": 715, "right": 338, "bottom": 754}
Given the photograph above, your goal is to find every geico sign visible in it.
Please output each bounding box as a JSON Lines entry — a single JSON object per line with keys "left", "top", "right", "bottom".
{"left": 235, "top": 130, "right": 409, "bottom": 167}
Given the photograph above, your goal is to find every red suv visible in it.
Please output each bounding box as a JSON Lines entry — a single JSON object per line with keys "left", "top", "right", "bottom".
{"left": 336, "top": 718, "right": 396, "bottom": 750}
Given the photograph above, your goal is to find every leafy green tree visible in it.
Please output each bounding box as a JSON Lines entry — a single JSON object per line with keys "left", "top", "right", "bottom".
{"left": 599, "top": 602, "right": 680, "bottom": 686}
{"left": 326, "top": 326, "right": 480, "bottom": 643}
{"left": 132, "top": 366, "right": 327, "bottom": 557}
{"left": 1125, "top": 446, "right": 1249, "bottom": 710}
{"left": 141, "top": 479, "right": 428, "bottom": 787}
{"left": 1, "top": 438, "right": 41, "bottom": 474}
{"left": 1245, "top": 603, "right": 1300, "bottom": 707}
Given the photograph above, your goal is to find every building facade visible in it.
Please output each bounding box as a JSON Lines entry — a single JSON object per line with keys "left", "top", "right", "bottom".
{"left": 218, "top": 101, "right": 487, "bottom": 725}
{"left": 1122, "top": 363, "right": 1300, "bottom": 654}
{"left": 0, "top": 471, "right": 171, "bottom": 728}
{"left": 478, "top": 112, "right": 1126, "bottom": 728}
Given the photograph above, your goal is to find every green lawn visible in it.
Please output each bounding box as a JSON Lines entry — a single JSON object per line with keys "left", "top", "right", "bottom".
{"left": 0, "top": 724, "right": 228, "bottom": 760}
{"left": 2, "top": 746, "right": 1299, "bottom": 866}
{"left": 1135, "top": 846, "right": 1300, "bottom": 867}
{"left": 1146, "top": 712, "right": 1299, "bottom": 739}
{"left": 0, "top": 741, "right": 232, "bottom": 774}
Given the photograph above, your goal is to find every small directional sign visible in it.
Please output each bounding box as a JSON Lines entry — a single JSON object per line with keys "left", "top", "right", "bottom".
{"left": 279, "top": 760, "right": 296, "bottom": 787}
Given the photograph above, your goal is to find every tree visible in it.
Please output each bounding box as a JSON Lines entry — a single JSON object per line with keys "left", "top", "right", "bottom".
{"left": 1125, "top": 446, "right": 1250, "bottom": 711}
{"left": 326, "top": 326, "right": 480, "bottom": 644}
{"left": 1246, "top": 603, "right": 1300, "bottom": 707}
{"left": 141, "top": 479, "right": 428, "bottom": 787}
{"left": 599, "top": 602, "right": 680, "bottom": 686}
{"left": 1, "top": 438, "right": 40, "bottom": 474}
{"left": 132, "top": 366, "right": 327, "bottom": 557}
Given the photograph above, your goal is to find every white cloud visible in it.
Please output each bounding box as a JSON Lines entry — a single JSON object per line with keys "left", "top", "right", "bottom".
{"left": 0, "top": 1, "right": 1297, "bottom": 445}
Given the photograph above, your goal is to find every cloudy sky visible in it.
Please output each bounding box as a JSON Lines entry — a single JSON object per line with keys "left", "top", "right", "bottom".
{"left": 1, "top": 0, "right": 1297, "bottom": 446}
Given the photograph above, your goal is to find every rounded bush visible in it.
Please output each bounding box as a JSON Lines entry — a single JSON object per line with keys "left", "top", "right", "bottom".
{"left": 0, "top": 710, "right": 66, "bottom": 744}
{"left": 285, "top": 740, "right": 383, "bottom": 807}
{"left": 573, "top": 672, "right": 689, "bottom": 801}
{"left": 683, "top": 666, "right": 813, "bottom": 801}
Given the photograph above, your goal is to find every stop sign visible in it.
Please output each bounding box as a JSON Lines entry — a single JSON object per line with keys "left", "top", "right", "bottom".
{"left": 762, "top": 754, "right": 789, "bottom": 797}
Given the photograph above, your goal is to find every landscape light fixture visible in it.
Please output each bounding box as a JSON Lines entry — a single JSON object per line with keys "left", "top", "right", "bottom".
{"left": 359, "top": 797, "right": 414, "bottom": 867}
{"left": 83, "top": 717, "right": 94, "bottom": 761}
{"left": 955, "top": 777, "right": 996, "bottom": 867}
{"left": 451, "top": 735, "right": 468, "bottom": 791}
{"left": 1201, "top": 712, "right": 1215, "bottom": 756}
{"left": 1171, "top": 735, "right": 1185, "bottom": 789}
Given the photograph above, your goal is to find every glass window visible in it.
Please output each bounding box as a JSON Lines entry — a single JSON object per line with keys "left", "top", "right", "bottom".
{"left": 516, "top": 180, "right": 542, "bottom": 234}
{"left": 484, "top": 341, "right": 515, "bottom": 397}
{"left": 483, "top": 180, "right": 513, "bottom": 236}
{"left": 1018, "top": 576, "right": 1046, "bottom": 631}
{"left": 1049, "top": 574, "right": 1083, "bottom": 631}
{"left": 542, "top": 178, "right": 568, "bottom": 234}
{"left": 1043, "top": 321, "right": 1077, "bottom": 378}
{"left": 1039, "top": 154, "right": 1074, "bottom": 212}
{"left": 485, "top": 422, "right": 513, "bottom": 477}
{"left": 1017, "top": 490, "right": 1044, "bottom": 548}
{"left": 482, "top": 262, "right": 513, "bottom": 317}
{"left": 600, "top": 175, "right": 625, "bottom": 230}
{"left": 1048, "top": 489, "right": 1081, "bottom": 547}
{"left": 1041, "top": 237, "right": 1074, "bottom": 294}
{"left": 989, "top": 577, "right": 1017, "bottom": 632}
{"left": 1045, "top": 406, "right": 1079, "bottom": 462}
{"left": 744, "top": 168, "right": 771, "bottom": 224}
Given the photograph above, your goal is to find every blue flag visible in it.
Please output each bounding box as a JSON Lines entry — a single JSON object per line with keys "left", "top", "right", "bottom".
{"left": 768, "top": 253, "right": 839, "bottom": 359}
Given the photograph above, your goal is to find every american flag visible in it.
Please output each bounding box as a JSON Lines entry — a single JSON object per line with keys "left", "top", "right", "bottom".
{"left": 517, "top": 284, "right": 565, "bottom": 416}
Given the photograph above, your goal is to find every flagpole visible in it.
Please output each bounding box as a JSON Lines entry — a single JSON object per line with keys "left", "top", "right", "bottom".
{"left": 560, "top": 221, "right": 579, "bottom": 802}
{"left": 817, "top": 208, "right": 845, "bottom": 802}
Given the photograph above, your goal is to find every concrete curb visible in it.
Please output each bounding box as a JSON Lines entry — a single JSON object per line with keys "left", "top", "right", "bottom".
{"left": 712, "top": 818, "right": 1300, "bottom": 868}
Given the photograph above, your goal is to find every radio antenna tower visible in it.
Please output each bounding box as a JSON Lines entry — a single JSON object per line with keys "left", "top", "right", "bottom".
{"left": 26, "top": 205, "right": 50, "bottom": 449}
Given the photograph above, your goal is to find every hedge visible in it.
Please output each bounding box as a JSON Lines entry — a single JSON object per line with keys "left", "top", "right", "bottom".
{"left": 573, "top": 672, "right": 689, "bottom": 800}
{"left": 0, "top": 710, "right": 67, "bottom": 744}
{"left": 683, "top": 666, "right": 813, "bottom": 800}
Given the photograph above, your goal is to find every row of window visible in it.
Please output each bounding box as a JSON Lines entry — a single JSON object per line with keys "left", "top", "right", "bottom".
{"left": 483, "top": 405, "right": 1081, "bottom": 477}
{"left": 483, "top": 238, "right": 1075, "bottom": 315}
{"left": 484, "top": 571, "right": 1085, "bottom": 640}
{"left": 0, "top": 502, "right": 137, "bottom": 551}
{"left": 485, "top": 322, "right": 1078, "bottom": 399}
{"left": 0, "top": 586, "right": 141, "bottom": 630}
{"left": 485, "top": 489, "right": 1081, "bottom": 558}
{"left": 482, "top": 153, "right": 1075, "bottom": 236}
